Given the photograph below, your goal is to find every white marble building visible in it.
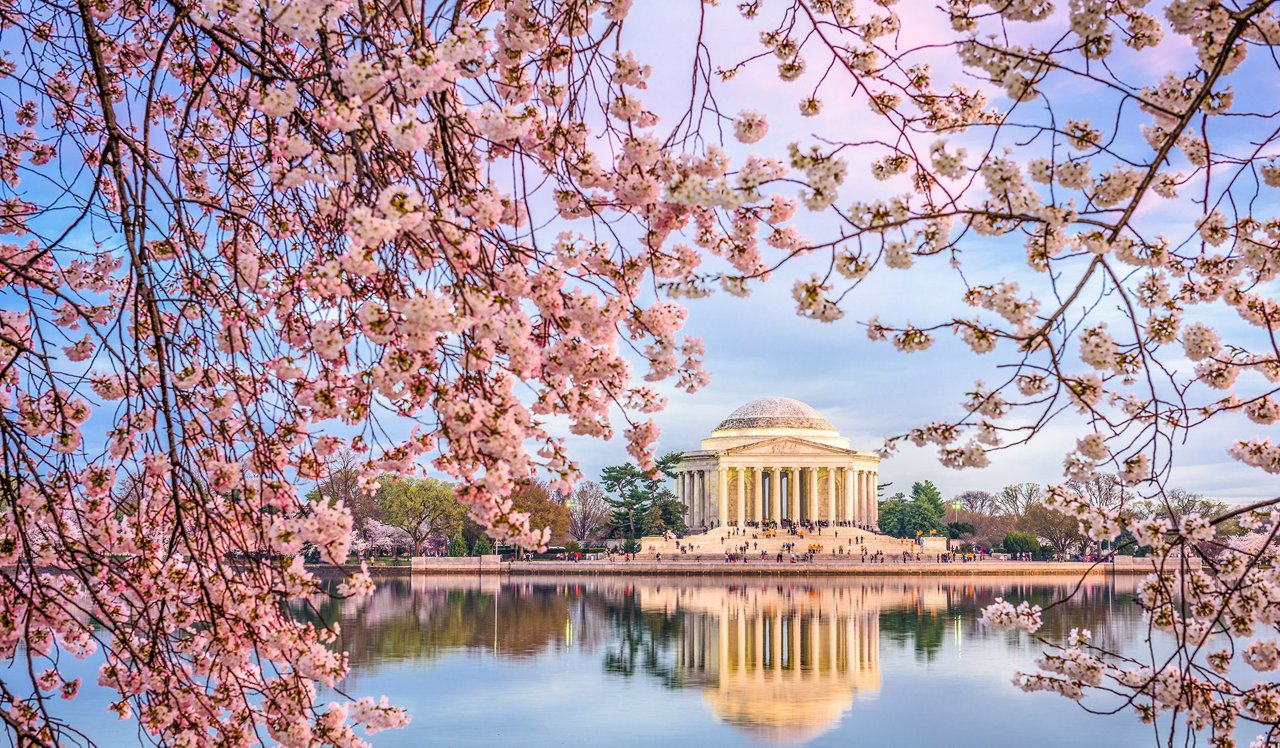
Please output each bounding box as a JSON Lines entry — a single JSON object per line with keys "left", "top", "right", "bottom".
{"left": 675, "top": 397, "right": 880, "bottom": 530}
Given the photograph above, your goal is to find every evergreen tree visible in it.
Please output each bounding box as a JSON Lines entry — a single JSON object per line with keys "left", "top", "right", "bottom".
{"left": 878, "top": 484, "right": 948, "bottom": 538}
{"left": 601, "top": 452, "right": 687, "bottom": 538}
{"left": 911, "top": 480, "right": 945, "bottom": 517}
{"left": 447, "top": 535, "right": 469, "bottom": 557}
{"left": 472, "top": 536, "right": 493, "bottom": 556}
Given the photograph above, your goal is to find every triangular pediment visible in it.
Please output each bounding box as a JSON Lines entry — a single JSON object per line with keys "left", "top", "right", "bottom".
{"left": 718, "top": 436, "right": 855, "bottom": 457}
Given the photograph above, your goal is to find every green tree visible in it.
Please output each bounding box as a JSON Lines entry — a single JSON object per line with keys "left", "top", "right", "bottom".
{"left": 472, "top": 536, "right": 493, "bottom": 556}
{"left": 910, "top": 480, "right": 945, "bottom": 516}
{"left": 945, "top": 521, "right": 976, "bottom": 539}
{"left": 601, "top": 452, "right": 687, "bottom": 538}
{"left": 878, "top": 483, "right": 947, "bottom": 538}
{"left": 1002, "top": 531, "right": 1040, "bottom": 554}
{"left": 447, "top": 535, "right": 469, "bottom": 557}
{"left": 375, "top": 476, "right": 467, "bottom": 555}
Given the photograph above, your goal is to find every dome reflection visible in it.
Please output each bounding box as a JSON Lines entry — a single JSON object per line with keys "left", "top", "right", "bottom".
{"left": 312, "top": 574, "right": 1139, "bottom": 744}
{"left": 641, "top": 584, "right": 893, "bottom": 744}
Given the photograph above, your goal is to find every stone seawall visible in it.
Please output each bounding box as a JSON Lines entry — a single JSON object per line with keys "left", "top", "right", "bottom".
{"left": 402, "top": 557, "right": 1193, "bottom": 576}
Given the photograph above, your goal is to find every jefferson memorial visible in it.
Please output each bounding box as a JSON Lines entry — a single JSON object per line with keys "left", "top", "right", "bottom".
{"left": 675, "top": 397, "right": 881, "bottom": 530}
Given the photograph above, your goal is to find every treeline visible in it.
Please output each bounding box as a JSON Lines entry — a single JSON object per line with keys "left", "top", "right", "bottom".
{"left": 310, "top": 451, "right": 688, "bottom": 557}
{"left": 880, "top": 475, "right": 1245, "bottom": 555}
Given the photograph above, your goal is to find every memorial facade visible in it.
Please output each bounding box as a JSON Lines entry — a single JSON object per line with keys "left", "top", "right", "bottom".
{"left": 675, "top": 397, "right": 881, "bottom": 530}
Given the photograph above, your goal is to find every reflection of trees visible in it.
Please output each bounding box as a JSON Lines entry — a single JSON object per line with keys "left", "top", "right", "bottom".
{"left": 880, "top": 607, "right": 946, "bottom": 660}
{"left": 298, "top": 574, "right": 1145, "bottom": 697}
{"left": 304, "top": 578, "right": 598, "bottom": 670}
{"left": 597, "top": 588, "right": 687, "bottom": 687}
{"left": 878, "top": 577, "right": 1143, "bottom": 661}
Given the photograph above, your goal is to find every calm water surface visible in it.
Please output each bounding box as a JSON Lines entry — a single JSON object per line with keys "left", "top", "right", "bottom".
{"left": 319, "top": 574, "right": 1156, "bottom": 747}
{"left": 22, "top": 574, "right": 1175, "bottom": 746}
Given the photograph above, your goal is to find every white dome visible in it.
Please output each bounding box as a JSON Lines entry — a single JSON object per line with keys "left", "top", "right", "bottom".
{"left": 714, "top": 397, "right": 836, "bottom": 432}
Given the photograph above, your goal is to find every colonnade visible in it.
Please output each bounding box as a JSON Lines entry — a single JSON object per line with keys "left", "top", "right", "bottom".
{"left": 667, "top": 587, "right": 882, "bottom": 739}
{"left": 675, "top": 606, "right": 879, "bottom": 680}
{"left": 675, "top": 464, "right": 878, "bottom": 530}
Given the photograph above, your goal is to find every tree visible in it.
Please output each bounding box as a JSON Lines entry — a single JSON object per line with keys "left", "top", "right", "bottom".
{"left": 1002, "top": 532, "right": 1040, "bottom": 555}
{"left": 567, "top": 481, "right": 612, "bottom": 543}
{"left": 308, "top": 449, "right": 381, "bottom": 536}
{"left": 877, "top": 489, "right": 947, "bottom": 539}
{"left": 951, "top": 509, "right": 1020, "bottom": 552}
{"left": 1129, "top": 488, "right": 1247, "bottom": 549}
{"left": 1021, "top": 504, "right": 1084, "bottom": 555}
{"left": 472, "top": 537, "right": 494, "bottom": 556}
{"left": 995, "top": 483, "right": 1046, "bottom": 517}
{"left": 9, "top": 0, "right": 1280, "bottom": 741}
{"left": 351, "top": 519, "right": 412, "bottom": 558}
{"left": 507, "top": 480, "right": 572, "bottom": 546}
{"left": 954, "top": 490, "right": 998, "bottom": 516}
{"left": 1065, "top": 474, "right": 1131, "bottom": 515}
{"left": 376, "top": 476, "right": 467, "bottom": 556}
{"left": 601, "top": 453, "right": 687, "bottom": 539}
{"left": 447, "top": 536, "right": 469, "bottom": 558}
{"left": 910, "top": 481, "right": 945, "bottom": 517}
{"left": 946, "top": 522, "right": 976, "bottom": 540}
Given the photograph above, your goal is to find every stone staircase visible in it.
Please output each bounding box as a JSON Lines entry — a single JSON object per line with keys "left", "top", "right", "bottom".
{"left": 639, "top": 526, "right": 942, "bottom": 561}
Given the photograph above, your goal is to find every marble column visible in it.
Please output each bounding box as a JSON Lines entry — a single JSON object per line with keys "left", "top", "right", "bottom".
{"left": 809, "top": 467, "right": 818, "bottom": 523}
{"left": 701, "top": 471, "right": 711, "bottom": 527}
{"left": 769, "top": 466, "right": 781, "bottom": 524}
{"left": 691, "top": 471, "right": 699, "bottom": 526}
{"left": 718, "top": 467, "right": 728, "bottom": 528}
{"left": 827, "top": 467, "right": 836, "bottom": 523}
{"left": 788, "top": 467, "right": 800, "bottom": 522}
{"left": 736, "top": 467, "right": 745, "bottom": 526}
{"left": 747, "top": 466, "right": 757, "bottom": 525}
{"left": 680, "top": 471, "right": 691, "bottom": 522}
{"left": 690, "top": 471, "right": 699, "bottom": 528}
{"left": 871, "top": 471, "right": 879, "bottom": 527}
{"left": 864, "top": 470, "right": 872, "bottom": 525}
{"left": 854, "top": 470, "right": 862, "bottom": 525}
{"left": 839, "top": 466, "right": 849, "bottom": 525}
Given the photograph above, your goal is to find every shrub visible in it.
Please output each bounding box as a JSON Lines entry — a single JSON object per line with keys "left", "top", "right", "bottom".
{"left": 1002, "top": 531, "right": 1040, "bottom": 554}
{"left": 472, "top": 536, "right": 493, "bottom": 556}
{"left": 563, "top": 539, "right": 583, "bottom": 554}
{"left": 447, "top": 535, "right": 469, "bottom": 557}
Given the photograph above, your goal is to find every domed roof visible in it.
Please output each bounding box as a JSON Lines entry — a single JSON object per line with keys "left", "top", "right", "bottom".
{"left": 715, "top": 397, "right": 836, "bottom": 432}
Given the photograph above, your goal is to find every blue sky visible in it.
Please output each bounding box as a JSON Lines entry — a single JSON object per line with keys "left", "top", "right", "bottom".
{"left": 550, "top": 1, "right": 1280, "bottom": 505}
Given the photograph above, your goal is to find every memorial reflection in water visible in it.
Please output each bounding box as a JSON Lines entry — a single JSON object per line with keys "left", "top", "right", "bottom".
{"left": 314, "top": 575, "right": 1130, "bottom": 744}
{"left": 640, "top": 584, "right": 885, "bottom": 742}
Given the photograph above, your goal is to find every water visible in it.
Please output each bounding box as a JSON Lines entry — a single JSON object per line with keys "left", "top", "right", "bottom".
{"left": 13, "top": 573, "right": 1179, "bottom": 746}
{"left": 320, "top": 574, "right": 1157, "bottom": 747}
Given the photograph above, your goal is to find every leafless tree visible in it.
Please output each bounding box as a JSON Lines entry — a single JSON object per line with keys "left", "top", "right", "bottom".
{"left": 1065, "top": 474, "right": 1131, "bottom": 514}
{"left": 954, "top": 489, "right": 997, "bottom": 515}
{"left": 995, "top": 483, "right": 1045, "bottom": 517}
{"left": 567, "top": 481, "right": 610, "bottom": 543}
{"left": 311, "top": 449, "right": 380, "bottom": 535}
{"left": 1021, "top": 504, "right": 1086, "bottom": 555}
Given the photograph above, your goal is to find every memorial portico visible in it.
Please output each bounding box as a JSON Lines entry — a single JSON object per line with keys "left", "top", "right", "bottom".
{"left": 674, "top": 397, "right": 880, "bottom": 531}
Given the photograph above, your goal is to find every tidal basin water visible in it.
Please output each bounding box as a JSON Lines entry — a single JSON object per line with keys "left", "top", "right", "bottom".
{"left": 317, "top": 573, "right": 1159, "bottom": 747}
{"left": 20, "top": 573, "right": 1188, "bottom": 747}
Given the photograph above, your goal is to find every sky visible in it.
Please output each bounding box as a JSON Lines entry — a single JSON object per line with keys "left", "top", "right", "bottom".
{"left": 553, "top": 0, "right": 1280, "bottom": 505}
{"left": 10, "top": 0, "right": 1275, "bottom": 508}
